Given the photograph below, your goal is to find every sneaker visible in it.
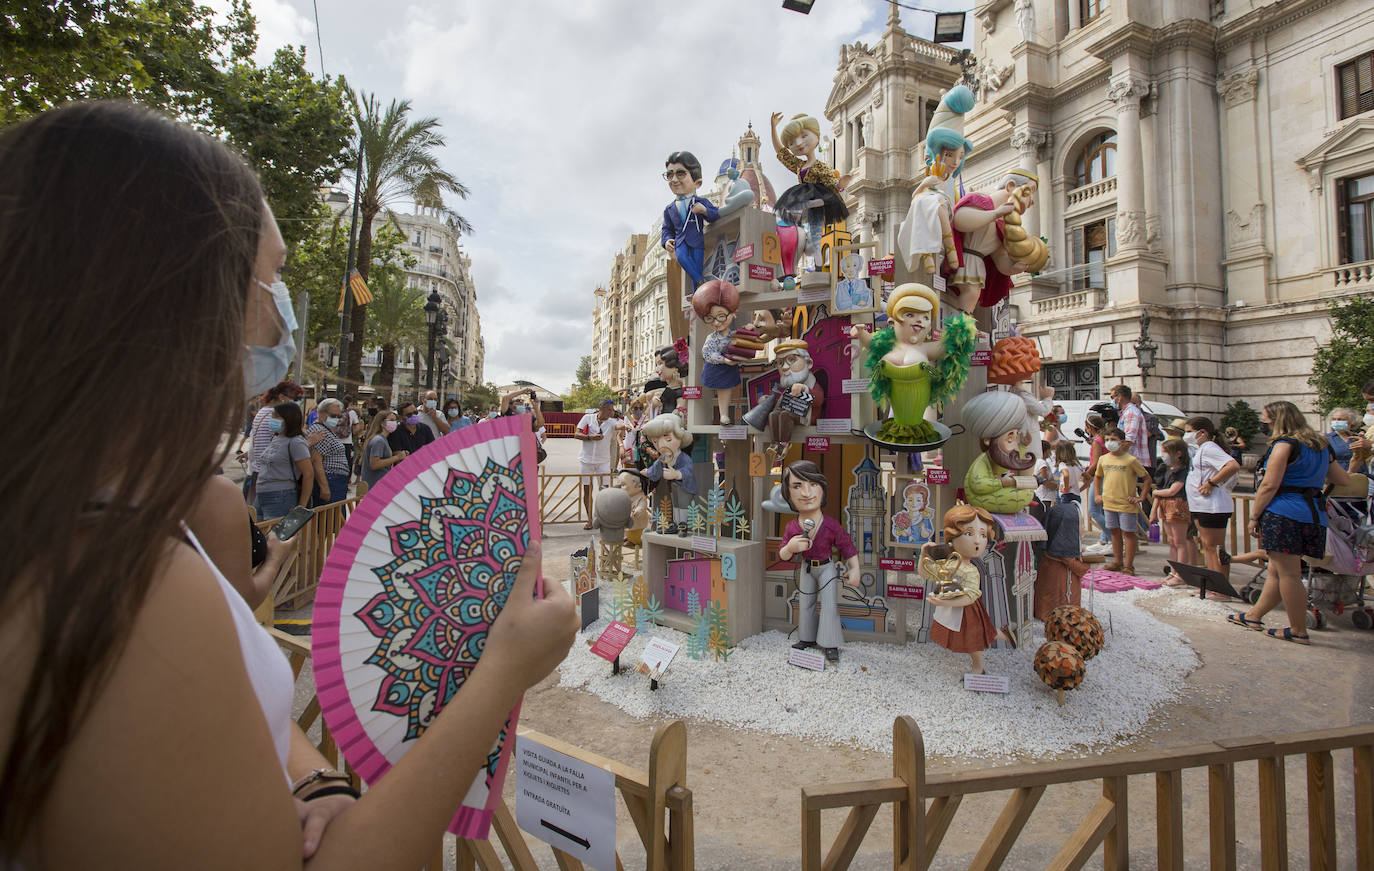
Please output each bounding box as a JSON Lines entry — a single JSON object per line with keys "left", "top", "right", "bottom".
{"left": 1084, "top": 542, "right": 1113, "bottom": 556}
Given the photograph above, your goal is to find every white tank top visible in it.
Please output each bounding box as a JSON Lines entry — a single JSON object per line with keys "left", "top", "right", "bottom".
{"left": 182, "top": 527, "right": 294, "bottom": 778}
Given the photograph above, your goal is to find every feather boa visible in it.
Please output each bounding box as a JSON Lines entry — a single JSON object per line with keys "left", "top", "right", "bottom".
{"left": 930, "top": 312, "right": 977, "bottom": 407}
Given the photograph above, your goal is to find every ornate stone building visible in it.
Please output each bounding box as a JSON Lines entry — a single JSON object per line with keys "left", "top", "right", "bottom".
{"left": 833, "top": 0, "right": 1374, "bottom": 414}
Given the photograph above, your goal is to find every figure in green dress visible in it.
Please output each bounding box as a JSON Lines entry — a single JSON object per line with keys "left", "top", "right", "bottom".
{"left": 849, "top": 284, "right": 976, "bottom": 451}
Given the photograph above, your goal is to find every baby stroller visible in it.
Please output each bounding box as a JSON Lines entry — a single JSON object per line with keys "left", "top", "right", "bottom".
{"left": 1239, "top": 497, "right": 1374, "bottom": 630}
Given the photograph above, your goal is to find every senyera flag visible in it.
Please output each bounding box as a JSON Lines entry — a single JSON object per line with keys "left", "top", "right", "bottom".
{"left": 313, "top": 414, "right": 541, "bottom": 837}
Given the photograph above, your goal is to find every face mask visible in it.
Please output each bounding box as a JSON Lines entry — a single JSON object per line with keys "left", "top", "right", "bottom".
{"left": 426, "top": 399, "right": 437, "bottom": 409}
{"left": 448, "top": 408, "right": 461, "bottom": 418}
{"left": 383, "top": 420, "right": 398, "bottom": 433}
{"left": 1259, "top": 423, "right": 1271, "bottom": 436}
{"left": 1183, "top": 432, "right": 1198, "bottom": 446}
{"left": 267, "top": 418, "right": 284, "bottom": 434}
{"left": 325, "top": 416, "right": 340, "bottom": 428}
{"left": 405, "top": 414, "right": 420, "bottom": 426}
{"left": 1365, "top": 412, "right": 1374, "bottom": 428}
{"left": 1104, "top": 440, "right": 1121, "bottom": 453}
{"left": 1058, "top": 413, "right": 1068, "bottom": 423}
{"left": 243, "top": 279, "right": 298, "bottom": 399}
{"left": 1331, "top": 420, "right": 1349, "bottom": 432}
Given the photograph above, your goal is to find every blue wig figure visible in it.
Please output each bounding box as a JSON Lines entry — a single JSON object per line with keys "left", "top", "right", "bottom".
{"left": 895, "top": 85, "right": 976, "bottom": 278}
{"left": 661, "top": 151, "right": 718, "bottom": 287}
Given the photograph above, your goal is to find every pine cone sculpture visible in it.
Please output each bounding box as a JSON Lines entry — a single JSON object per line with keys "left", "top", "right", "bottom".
{"left": 1045, "top": 605, "right": 1104, "bottom": 660}
{"left": 1034, "top": 640, "right": 1085, "bottom": 701}
{"left": 987, "top": 336, "right": 1041, "bottom": 385}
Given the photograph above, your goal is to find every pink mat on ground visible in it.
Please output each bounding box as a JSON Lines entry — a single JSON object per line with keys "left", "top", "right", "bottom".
{"left": 1081, "top": 569, "right": 1163, "bottom": 592}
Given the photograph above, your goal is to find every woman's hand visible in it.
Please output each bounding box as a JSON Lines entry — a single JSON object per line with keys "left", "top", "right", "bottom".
{"left": 295, "top": 793, "right": 356, "bottom": 859}
{"left": 1199, "top": 481, "right": 1214, "bottom": 497}
{"left": 482, "top": 544, "right": 577, "bottom": 689}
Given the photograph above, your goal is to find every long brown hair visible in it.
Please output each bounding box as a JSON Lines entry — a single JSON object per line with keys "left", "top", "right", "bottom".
{"left": 0, "top": 102, "right": 265, "bottom": 849}
{"left": 1263, "top": 400, "right": 1327, "bottom": 452}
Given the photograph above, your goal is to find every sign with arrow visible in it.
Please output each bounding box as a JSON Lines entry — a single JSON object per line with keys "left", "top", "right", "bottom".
{"left": 515, "top": 735, "right": 617, "bottom": 870}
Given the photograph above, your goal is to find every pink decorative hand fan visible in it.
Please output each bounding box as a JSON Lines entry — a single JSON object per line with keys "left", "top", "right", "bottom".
{"left": 313, "top": 414, "right": 541, "bottom": 838}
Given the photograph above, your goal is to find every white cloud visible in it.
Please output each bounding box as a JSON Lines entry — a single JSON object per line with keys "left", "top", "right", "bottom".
{"left": 249, "top": 0, "right": 972, "bottom": 391}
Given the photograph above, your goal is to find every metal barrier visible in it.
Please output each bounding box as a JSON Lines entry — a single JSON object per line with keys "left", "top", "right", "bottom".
{"left": 538, "top": 471, "right": 612, "bottom": 525}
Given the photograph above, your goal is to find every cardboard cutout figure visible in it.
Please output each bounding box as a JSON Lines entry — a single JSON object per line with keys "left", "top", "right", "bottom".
{"left": 661, "top": 151, "right": 719, "bottom": 287}
{"left": 776, "top": 461, "right": 860, "bottom": 663}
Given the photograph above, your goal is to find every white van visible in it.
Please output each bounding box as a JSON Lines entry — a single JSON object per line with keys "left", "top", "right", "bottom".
{"left": 1047, "top": 398, "right": 1188, "bottom": 464}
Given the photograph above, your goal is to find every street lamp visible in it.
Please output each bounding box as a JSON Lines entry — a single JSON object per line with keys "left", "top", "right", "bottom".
{"left": 1134, "top": 309, "right": 1159, "bottom": 387}
{"left": 437, "top": 343, "right": 450, "bottom": 399}
{"left": 424, "top": 289, "right": 441, "bottom": 389}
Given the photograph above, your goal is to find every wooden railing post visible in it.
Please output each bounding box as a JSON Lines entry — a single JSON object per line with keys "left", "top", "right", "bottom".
{"left": 1208, "top": 762, "right": 1237, "bottom": 871}
{"left": 1257, "top": 755, "right": 1288, "bottom": 871}
{"left": 1155, "top": 769, "right": 1183, "bottom": 871}
{"left": 892, "top": 715, "right": 926, "bottom": 871}
{"left": 1355, "top": 743, "right": 1373, "bottom": 870}
{"left": 1102, "top": 775, "right": 1128, "bottom": 870}
{"left": 647, "top": 720, "right": 687, "bottom": 871}
{"left": 1307, "top": 750, "right": 1337, "bottom": 870}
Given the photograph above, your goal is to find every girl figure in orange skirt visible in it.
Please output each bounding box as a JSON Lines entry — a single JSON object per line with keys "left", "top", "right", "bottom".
{"left": 918, "top": 505, "right": 1017, "bottom": 676}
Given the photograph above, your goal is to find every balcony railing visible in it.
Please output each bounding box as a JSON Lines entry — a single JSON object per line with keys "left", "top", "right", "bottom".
{"left": 1066, "top": 176, "right": 1117, "bottom": 209}
{"left": 1030, "top": 288, "right": 1108, "bottom": 318}
{"left": 1330, "top": 260, "right": 1374, "bottom": 289}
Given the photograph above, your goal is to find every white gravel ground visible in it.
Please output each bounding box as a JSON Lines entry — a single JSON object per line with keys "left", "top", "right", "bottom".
{"left": 558, "top": 586, "right": 1201, "bottom": 758}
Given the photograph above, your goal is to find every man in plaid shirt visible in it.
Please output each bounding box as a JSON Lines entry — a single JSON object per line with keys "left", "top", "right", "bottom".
{"left": 1111, "top": 384, "right": 1152, "bottom": 466}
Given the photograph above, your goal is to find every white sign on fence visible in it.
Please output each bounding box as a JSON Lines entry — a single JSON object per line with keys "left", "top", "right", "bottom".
{"left": 515, "top": 736, "right": 617, "bottom": 871}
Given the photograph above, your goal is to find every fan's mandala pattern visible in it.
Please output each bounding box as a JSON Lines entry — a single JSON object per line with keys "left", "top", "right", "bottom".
{"left": 356, "top": 458, "right": 528, "bottom": 740}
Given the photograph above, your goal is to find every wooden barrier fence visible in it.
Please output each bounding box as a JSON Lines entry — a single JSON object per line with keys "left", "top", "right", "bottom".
{"left": 1080, "top": 492, "right": 1260, "bottom": 559}
{"left": 802, "top": 716, "right": 1374, "bottom": 871}
{"left": 254, "top": 497, "right": 360, "bottom": 611}
{"left": 443, "top": 722, "right": 693, "bottom": 871}
{"left": 538, "top": 471, "right": 612, "bottom": 525}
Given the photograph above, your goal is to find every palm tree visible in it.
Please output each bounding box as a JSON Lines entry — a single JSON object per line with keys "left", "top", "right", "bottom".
{"left": 366, "top": 271, "right": 428, "bottom": 399}
{"left": 344, "top": 92, "right": 470, "bottom": 386}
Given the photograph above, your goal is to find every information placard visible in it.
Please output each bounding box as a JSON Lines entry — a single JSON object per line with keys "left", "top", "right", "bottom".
{"left": 971, "top": 349, "right": 991, "bottom": 366}
{"left": 590, "top": 621, "right": 635, "bottom": 662}
{"left": 885, "top": 583, "right": 925, "bottom": 600}
{"left": 963, "top": 673, "right": 1011, "bottom": 693}
{"left": 748, "top": 263, "right": 775, "bottom": 281}
{"left": 690, "top": 535, "right": 718, "bottom": 553}
{"left": 815, "top": 418, "right": 851, "bottom": 435}
{"left": 868, "top": 257, "right": 895, "bottom": 277}
{"left": 879, "top": 557, "right": 916, "bottom": 572}
{"left": 788, "top": 648, "right": 826, "bottom": 671}
{"left": 683, "top": 386, "right": 702, "bottom": 400}
{"left": 640, "top": 638, "right": 681, "bottom": 675}
{"left": 733, "top": 243, "right": 755, "bottom": 262}
{"left": 842, "top": 378, "right": 869, "bottom": 394}
{"left": 719, "top": 425, "right": 747, "bottom": 440}
{"left": 926, "top": 468, "right": 951, "bottom": 485}
{"left": 516, "top": 737, "right": 617, "bottom": 871}
{"left": 797, "top": 284, "right": 829, "bottom": 304}
{"left": 805, "top": 436, "right": 830, "bottom": 453}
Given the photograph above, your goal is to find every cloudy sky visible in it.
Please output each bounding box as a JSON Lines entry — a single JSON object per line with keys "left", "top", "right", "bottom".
{"left": 240, "top": 0, "right": 969, "bottom": 394}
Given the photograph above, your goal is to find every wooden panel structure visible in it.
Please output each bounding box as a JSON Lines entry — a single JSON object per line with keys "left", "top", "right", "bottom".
{"left": 800, "top": 717, "right": 1374, "bottom": 870}
{"left": 445, "top": 721, "right": 693, "bottom": 871}
{"left": 641, "top": 531, "right": 764, "bottom": 641}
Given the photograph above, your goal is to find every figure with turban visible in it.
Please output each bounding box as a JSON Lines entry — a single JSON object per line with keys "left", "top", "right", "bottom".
{"left": 962, "top": 389, "right": 1038, "bottom": 514}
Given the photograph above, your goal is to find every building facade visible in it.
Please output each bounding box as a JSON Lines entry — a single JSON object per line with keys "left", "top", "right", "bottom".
{"left": 832, "top": 0, "right": 1374, "bottom": 415}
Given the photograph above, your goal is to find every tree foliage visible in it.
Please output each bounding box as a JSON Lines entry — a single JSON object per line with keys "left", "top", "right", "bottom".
{"left": 1310, "top": 295, "right": 1374, "bottom": 415}
{"left": 1220, "top": 400, "right": 1261, "bottom": 447}
{"left": 463, "top": 382, "right": 500, "bottom": 411}
{"left": 564, "top": 380, "right": 617, "bottom": 413}
{"left": 575, "top": 355, "right": 593, "bottom": 387}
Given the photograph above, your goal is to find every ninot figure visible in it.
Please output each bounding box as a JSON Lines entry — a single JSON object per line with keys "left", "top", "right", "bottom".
{"left": 641, "top": 413, "right": 697, "bottom": 535}
{"left": 919, "top": 505, "right": 1017, "bottom": 676}
{"left": 776, "top": 461, "right": 860, "bottom": 664}
{"left": 692, "top": 279, "right": 742, "bottom": 427}
{"left": 661, "top": 151, "right": 719, "bottom": 287}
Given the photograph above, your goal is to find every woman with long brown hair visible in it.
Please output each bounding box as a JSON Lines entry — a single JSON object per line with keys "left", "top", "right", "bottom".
{"left": 0, "top": 102, "right": 576, "bottom": 868}
{"left": 1227, "top": 401, "right": 1349, "bottom": 643}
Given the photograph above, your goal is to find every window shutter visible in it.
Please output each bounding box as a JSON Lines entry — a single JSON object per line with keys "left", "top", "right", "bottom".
{"left": 1359, "top": 56, "right": 1373, "bottom": 115}
{"left": 1071, "top": 226, "right": 1085, "bottom": 289}
{"left": 1337, "top": 178, "right": 1350, "bottom": 264}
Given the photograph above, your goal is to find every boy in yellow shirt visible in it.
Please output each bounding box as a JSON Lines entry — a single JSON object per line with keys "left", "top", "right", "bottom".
{"left": 1093, "top": 427, "right": 1150, "bottom": 574}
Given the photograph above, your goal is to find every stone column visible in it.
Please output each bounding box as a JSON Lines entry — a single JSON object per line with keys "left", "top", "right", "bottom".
{"left": 1139, "top": 86, "right": 1159, "bottom": 252}
{"left": 1068, "top": 0, "right": 1081, "bottom": 31}
{"left": 1108, "top": 75, "right": 1151, "bottom": 253}
{"left": 1010, "top": 128, "right": 1052, "bottom": 240}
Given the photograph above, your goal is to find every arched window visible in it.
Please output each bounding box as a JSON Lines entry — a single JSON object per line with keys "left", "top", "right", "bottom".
{"left": 1073, "top": 132, "right": 1117, "bottom": 187}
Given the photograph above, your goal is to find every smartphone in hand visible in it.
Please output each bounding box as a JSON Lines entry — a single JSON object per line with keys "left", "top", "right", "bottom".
{"left": 272, "top": 505, "right": 313, "bottom": 541}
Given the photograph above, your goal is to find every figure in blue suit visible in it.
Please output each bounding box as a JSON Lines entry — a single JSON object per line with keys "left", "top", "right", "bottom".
{"left": 661, "top": 151, "right": 718, "bottom": 287}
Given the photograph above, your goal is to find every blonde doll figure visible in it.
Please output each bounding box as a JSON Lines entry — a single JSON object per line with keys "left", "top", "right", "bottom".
{"left": 897, "top": 85, "right": 975, "bottom": 278}
{"left": 771, "top": 111, "right": 850, "bottom": 257}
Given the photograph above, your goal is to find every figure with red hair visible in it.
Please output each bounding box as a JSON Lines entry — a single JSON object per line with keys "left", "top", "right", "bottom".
{"left": 692, "top": 279, "right": 742, "bottom": 427}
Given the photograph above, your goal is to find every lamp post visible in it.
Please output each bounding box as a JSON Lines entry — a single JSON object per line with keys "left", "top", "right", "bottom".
{"left": 424, "top": 289, "right": 441, "bottom": 389}
{"left": 1134, "top": 309, "right": 1159, "bottom": 387}
{"left": 437, "top": 344, "right": 450, "bottom": 399}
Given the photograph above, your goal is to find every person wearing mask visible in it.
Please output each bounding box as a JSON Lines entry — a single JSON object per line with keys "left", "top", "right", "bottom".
{"left": 0, "top": 104, "right": 578, "bottom": 869}
{"left": 1227, "top": 401, "right": 1349, "bottom": 643}
{"left": 388, "top": 400, "right": 435, "bottom": 456}
{"left": 1132, "top": 393, "right": 1162, "bottom": 461}
{"left": 1093, "top": 427, "right": 1150, "bottom": 575}
{"left": 1040, "top": 404, "right": 1067, "bottom": 447}
{"left": 418, "top": 389, "right": 451, "bottom": 439}
{"left": 238, "top": 380, "right": 302, "bottom": 505}
{"left": 335, "top": 395, "right": 362, "bottom": 475}
{"left": 443, "top": 397, "right": 471, "bottom": 431}
{"left": 1184, "top": 416, "right": 1242, "bottom": 582}
{"left": 305, "top": 398, "right": 350, "bottom": 506}
{"left": 361, "top": 410, "right": 407, "bottom": 490}
{"left": 253, "top": 401, "right": 314, "bottom": 520}
{"left": 1111, "top": 384, "right": 1151, "bottom": 467}
{"left": 1325, "top": 407, "right": 1368, "bottom": 474}
{"left": 1082, "top": 413, "right": 1112, "bottom": 555}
